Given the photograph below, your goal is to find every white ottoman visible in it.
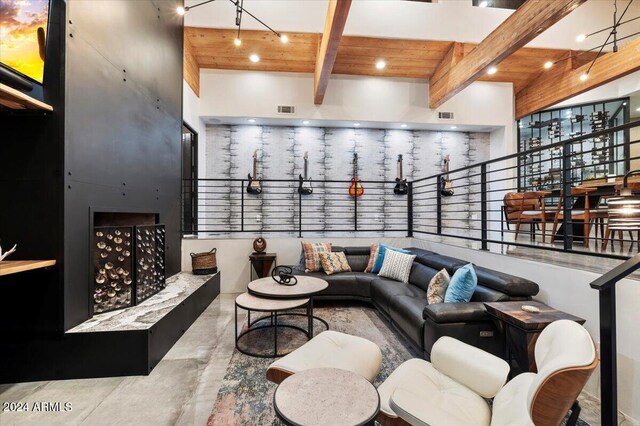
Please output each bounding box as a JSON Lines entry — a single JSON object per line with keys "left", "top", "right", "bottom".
{"left": 266, "top": 330, "right": 382, "bottom": 384}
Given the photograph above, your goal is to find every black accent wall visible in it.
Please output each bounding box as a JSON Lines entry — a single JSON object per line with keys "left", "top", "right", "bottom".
{"left": 0, "top": 0, "right": 183, "bottom": 353}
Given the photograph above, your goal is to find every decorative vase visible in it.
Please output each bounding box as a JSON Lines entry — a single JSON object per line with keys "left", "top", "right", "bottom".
{"left": 253, "top": 237, "right": 267, "bottom": 254}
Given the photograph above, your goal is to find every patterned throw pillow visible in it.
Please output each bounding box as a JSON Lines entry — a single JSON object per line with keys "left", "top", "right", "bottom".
{"left": 319, "top": 252, "right": 352, "bottom": 275}
{"left": 378, "top": 249, "right": 416, "bottom": 283}
{"left": 427, "top": 268, "right": 451, "bottom": 304}
{"left": 364, "top": 244, "right": 379, "bottom": 273}
{"left": 371, "top": 244, "right": 411, "bottom": 274}
{"left": 301, "top": 242, "right": 332, "bottom": 272}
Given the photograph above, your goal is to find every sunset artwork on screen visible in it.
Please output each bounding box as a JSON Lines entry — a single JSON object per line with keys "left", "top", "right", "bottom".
{"left": 0, "top": 0, "right": 50, "bottom": 83}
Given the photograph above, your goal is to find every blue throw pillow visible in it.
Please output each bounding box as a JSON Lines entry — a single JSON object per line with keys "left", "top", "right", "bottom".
{"left": 371, "top": 244, "right": 411, "bottom": 274}
{"left": 444, "top": 264, "right": 477, "bottom": 303}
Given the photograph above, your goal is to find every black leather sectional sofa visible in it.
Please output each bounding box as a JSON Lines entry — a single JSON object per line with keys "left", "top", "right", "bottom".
{"left": 292, "top": 246, "right": 539, "bottom": 359}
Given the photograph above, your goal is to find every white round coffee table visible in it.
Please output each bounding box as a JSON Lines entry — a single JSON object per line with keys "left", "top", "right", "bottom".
{"left": 274, "top": 368, "right": 380, "bottom": 426}
{"left": 235, "top": 292, "right": 310, "bottom": 358}
{"left": 248, "top": 275, "right": 329, "bottom": 338}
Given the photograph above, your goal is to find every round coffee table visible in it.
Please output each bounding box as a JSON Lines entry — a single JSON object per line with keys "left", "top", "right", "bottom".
{"left": 235, "top": 292, "right": 310, "bottom": 358}
{"left": 274, "top": 368, "right": 380, "bottom": 426}
{"left": 248, "top": 275, "right": 329, "bottom": 338}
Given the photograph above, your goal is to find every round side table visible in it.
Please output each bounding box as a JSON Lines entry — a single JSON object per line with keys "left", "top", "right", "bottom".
{"left": 274, "top": 368, "right": 380, "bottom": 426}
{"left": 248, "top": 275, "right": 329, "bottom": 337}
{"left": 235, "top": 292, "right": 310, "bottom": 358}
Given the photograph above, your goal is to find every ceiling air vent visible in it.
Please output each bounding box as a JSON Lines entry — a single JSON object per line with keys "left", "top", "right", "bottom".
{"left": 277, "top": 105, "right": 296, "bottom": 114}
{"left": 438, "top": 111, "right": 454, "bottom": 120}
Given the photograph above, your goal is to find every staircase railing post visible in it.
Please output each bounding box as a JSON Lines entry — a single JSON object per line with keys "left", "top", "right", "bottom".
{"left": 599, "top": 285, "right": 617, "bottom": 426}
{"left": 407, "top": 181, "right": 414, "bottom": 237}
{"left": 436, "top": 175, "right": 442, "bottom": 235}
{"left": 481, "top": 164, "right": 488, "bottom": 251}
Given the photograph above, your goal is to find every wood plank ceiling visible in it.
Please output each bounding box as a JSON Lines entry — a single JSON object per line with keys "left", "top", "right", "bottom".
{"left": 186, "top": 27, "right": 591, "bottom": 94}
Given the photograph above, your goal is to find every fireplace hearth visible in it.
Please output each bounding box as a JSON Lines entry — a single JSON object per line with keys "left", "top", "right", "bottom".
{"left": 93, "top": 213, "right": 165, "bottom": 314}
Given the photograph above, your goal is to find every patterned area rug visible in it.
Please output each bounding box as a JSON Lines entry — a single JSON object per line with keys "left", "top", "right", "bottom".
{"left": 208, "top": 302, "right": 589, "bottom": 426}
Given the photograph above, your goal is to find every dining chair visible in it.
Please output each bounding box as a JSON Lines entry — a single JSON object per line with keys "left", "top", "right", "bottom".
{"left": 503, "top": 191, "right": 553, "bottom": 243}
{"left": 551, "top": 187, "right": 607, "bottom": 249}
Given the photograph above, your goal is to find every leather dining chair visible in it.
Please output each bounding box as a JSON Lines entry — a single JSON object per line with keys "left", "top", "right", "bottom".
{"left": 503, "top": 191, "right": 553, "bottom": 242}
{"left": 551, "top": 187, "right": 607, "bottom": 249}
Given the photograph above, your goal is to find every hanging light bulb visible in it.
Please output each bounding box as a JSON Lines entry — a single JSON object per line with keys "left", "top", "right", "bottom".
{"left": 176, "top": 6, "right": 186, "bottom": 15}
{"left": 576, "top": 34, "right": 587, "bottom": 42}
{"left": 579, "top": 72, "right": 589, "bottom": 81}
{"left": 280, "top": 34, "right": 289, "bottom": 44}
{"left": 543, "top": 61, "right": 553, "bottom": 69}
{"left": 234, "top": 38, "right": 242, "bottom": 47}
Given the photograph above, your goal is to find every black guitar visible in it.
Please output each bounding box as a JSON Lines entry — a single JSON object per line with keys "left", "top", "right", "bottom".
{"left": 298, "top": 151, "right": 313, "bottom": 195}
{"left": 440, "top": 155, "right": 454, "bottom": 197}
{"left": 393, "top": 154, "right": 408, "bottom": 195}
{"left": 247, "top": 149, "right": 262, "bottom": 194}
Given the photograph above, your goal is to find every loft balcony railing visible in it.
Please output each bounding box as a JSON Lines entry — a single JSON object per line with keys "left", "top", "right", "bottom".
{"left": 182, "top": 120, "right": 640, "bottom": 260}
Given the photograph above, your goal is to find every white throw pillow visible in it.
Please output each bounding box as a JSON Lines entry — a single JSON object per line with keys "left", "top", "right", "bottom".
{"left": 378, "top": 249, "right": 416, "bottom": 283}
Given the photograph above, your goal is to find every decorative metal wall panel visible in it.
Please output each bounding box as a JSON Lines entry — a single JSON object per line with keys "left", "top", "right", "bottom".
{"left": 135, "top": 225, "right": 166, "bottom": 303}
{"left": 93, "top": 226, "right": 134, "bottom": 313}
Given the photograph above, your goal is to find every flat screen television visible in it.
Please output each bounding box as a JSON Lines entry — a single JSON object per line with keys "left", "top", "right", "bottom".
{"left": 0, "top": 0, "right": 50, "bottom": 92}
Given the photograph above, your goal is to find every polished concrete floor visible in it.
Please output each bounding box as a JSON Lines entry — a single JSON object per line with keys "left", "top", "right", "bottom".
{"left": 0, "top": 293, "right": 627, "bottom": 426}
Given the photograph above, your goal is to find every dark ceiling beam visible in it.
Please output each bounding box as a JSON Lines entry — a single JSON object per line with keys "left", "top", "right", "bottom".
{"left": 314, "top": 0, "right": 352, "bottom": 105}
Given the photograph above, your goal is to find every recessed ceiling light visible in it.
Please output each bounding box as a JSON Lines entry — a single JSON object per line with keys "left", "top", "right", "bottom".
{"left": 249, "top": 54, "right": 260, "bottom": 63}
{"left": 450, "top": 126, "right": 457, "bottom": 129}
{"left": 576, "top": 34, "right": 587, "bottom": 43}
{"left": 234, "top": 38, "right": 242, "bottom": 47}
{"left": 354, "top": 123, "right": 361, "bottom": 127}
{"left": 280, "top": 34, "right": 289, "bottom": 44}
{"left": 487, "top": 66, "right": 497, "bottom": 75}
{"left": 400, "top": 124, "right": 408, "bottom": 128}
{"left": 479, "top": 1, "right": 489, "bottom": 7}
{"left": 248, "top": 118, "right": 256, "bottom": 123}
{"left": 176, "top": 6, "right": 186, "bottom": 15}
{"left": 544, "top": 61, "right": 553, "bottom": 69}
{"left": 376, "top": 60, "right": 386, "bottom": 70}
{"left": 579, "top": 72, "right": 588, "bottom": 81}
{"left": 302, "top": 120, "right": 310, "bottom": 125}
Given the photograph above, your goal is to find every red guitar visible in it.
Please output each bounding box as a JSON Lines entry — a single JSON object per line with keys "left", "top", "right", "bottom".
{"left": 348, "top": 153, "right": 364, "bottom": 198}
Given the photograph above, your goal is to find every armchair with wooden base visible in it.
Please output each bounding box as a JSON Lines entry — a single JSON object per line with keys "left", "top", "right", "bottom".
{"left": 376, "top": 320, "right": 598, "bottom": 426}
{"left": 551, "top": 187, "right": 608, "bottom": 249}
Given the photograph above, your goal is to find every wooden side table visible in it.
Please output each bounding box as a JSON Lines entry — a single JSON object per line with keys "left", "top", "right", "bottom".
{"left": 249, "top": 252, "right": 277, "bottom": 280}
{"left": 484, "top": 301, "right": 585, "bottom": 374}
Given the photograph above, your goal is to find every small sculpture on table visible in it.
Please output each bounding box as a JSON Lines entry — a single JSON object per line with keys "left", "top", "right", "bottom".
{"left": 0, "top": 242, "right": 17, "bottom": 261}
{"left": 253, "top": 237, "right": 267, "bottom": 254}
{"left": 271, "top": 265, "right": 297, "bottom": 286}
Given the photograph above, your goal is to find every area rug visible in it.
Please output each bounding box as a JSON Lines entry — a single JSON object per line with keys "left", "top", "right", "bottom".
{"left": 208, "top": 302, "right": 589, "bottom": 426}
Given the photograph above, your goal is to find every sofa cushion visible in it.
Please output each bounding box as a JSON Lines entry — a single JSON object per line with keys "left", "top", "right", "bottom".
{"left": 423, "top": 302, "right": 489, "bottom": 324}
{"left": 469, "top": 265, "right": 539, "bottom": 298}
{"left": 445, "top": 264, "right": 477, "bottom": 303}
{"left": 389, "top": 295, "right": 428, "bottom": 348}
{"left": 305, "top": 272, "right": 370, "bottom": 299}
{"left": 408, "top": 262, "right": 440, "bottom": 292}
{"left": 471, "top": 285, "right": 510, "bottom": 303}
{"left": 345, "top": 253, "right": 370, "bottom": 273}
{"left": 371, "top": 278, "right": 424, "bottom": 316}
{"left": 409, "top": 251, "right": 467, "bottom": 274}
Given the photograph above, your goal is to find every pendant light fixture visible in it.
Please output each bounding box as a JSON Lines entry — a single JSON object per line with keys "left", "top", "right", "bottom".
{"left": 177, "top": 0, "right": 288, "bottom": 47}
{"left": 607, "top": 170, "right": 640, "bottom": 231}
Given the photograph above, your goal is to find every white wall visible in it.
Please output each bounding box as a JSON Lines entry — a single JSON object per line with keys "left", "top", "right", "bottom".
{"left": 410, "top": 238, "right": 640, "bottom": 423}
{"left": 182, "top": 236, "right": 412, "bottom": 293}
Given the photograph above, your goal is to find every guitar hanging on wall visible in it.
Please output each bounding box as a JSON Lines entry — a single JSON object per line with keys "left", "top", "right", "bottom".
{"left": 393, "top": 154, "right": 408, "bottom": 195}
{"left": 298, "top": 151, "right": 313, "bottom": 195}
{"left": 348, "top": 153, "right": 364, "bottom": 198}
{"left": 247, "top": 149, "right": 263, "bottom": 194}
{"left": 440, "top": 154, "right": 454, "bottom": 197}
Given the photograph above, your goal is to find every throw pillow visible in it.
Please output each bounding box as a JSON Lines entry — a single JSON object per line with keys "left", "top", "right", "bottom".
{"left": 426, "top": 268, "right": 451, "bottom": 304}
{"left": 319, "top": 252, "right": 352, "bottom": 275}
{"left": 444, "top": 264, "right": 477, "bottom": 303}
{"left": 378, "top": 249, "right": 416, "bottom": 284}
{"left": 301, "top": 242, "right": 332, "bottom": 272}
{"left": 371, "top": 244, "right": 411, "bottom": 274}
{"left": 364, "top": 243, "right": 379, "bottom": 273}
